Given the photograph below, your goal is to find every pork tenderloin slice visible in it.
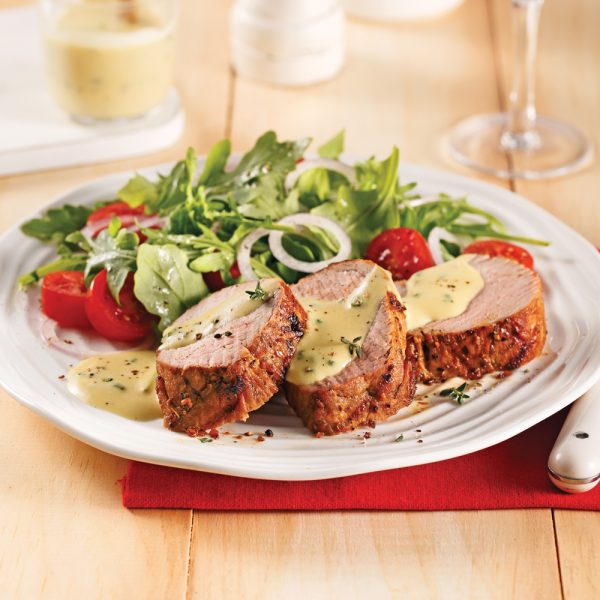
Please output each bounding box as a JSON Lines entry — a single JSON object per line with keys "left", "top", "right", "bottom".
{"left": 285, "top": 260, "right": 416, "bottom": 436}
{"left": 156, "top": 279, "right": 307, "bottom": 433}
{"left": 398, "top": 254, "right": 546, "bottom": 382}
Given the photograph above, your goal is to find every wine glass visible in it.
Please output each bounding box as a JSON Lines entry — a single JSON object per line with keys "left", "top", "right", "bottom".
{"left": 447, "top": 0, "right": 593, "bottom": 180}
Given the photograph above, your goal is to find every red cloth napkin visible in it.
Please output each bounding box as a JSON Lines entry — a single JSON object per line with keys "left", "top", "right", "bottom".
{"left": 121, "top": 408, "right": 600, "bottom": 510}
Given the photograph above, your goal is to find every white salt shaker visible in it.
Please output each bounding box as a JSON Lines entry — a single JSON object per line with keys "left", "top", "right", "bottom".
{"left": 229, "top": 0, "right": 345, "bottom": 86}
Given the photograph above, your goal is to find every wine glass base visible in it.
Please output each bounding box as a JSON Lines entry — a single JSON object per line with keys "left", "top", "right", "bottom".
{"left": 447, "top": 113, "right": 594, "bottom": 180}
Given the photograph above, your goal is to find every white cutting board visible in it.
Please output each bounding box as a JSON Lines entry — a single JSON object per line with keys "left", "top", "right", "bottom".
{"left": 0, "top": 6, "right": 184, "bottom": 177}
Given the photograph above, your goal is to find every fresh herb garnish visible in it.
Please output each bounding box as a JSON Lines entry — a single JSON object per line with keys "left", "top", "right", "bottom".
{"left": 341, "top": 336, "right": 363, "bottom": 358}
{"left": 440, "top": 238, "right": 461, "bottom": 259}
{"left": 394, "top": 434, "right": 404, "bottom": 442}
{"left": 113, "top": 383, "right": 126, "bottom": 391}
{"left": 198, "top": 437, "right": 214, "bottom": 443}
{"left": 246, "top": 281, "right": 268, "bottom": 301}
{"left": 440, "top": 382, "right": 470, "bottom": 404}
{"left": 351, "top": 296, "right": 364, "bottom": 307}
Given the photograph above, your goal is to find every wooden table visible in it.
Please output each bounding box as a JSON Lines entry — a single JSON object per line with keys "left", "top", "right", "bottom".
{"left": 1, "top": 1, "right": 599, "bottom": 597}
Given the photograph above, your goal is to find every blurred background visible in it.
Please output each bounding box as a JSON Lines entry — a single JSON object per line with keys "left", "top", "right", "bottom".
{"left": 0, "top": 0, "right": 598, "bottom": 243}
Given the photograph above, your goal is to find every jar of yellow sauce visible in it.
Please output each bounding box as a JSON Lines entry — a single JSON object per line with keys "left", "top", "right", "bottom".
{"left": 40, "top": 0, "right": 177, "bottom": 122}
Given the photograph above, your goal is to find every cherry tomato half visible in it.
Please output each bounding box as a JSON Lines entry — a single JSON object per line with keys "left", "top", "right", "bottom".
{"left": 203, "top": 262, "right": 241, "bottom": 292}
{"left": 463, "top": 240, "right": 534, "bottom": 270}
{"left": 87, "top": 201, "right": 145, "bottom": 224}
{"left": 41, "top": 271, "right": 91, "bottom": 329}
{"left": 85, "top": 270, "right": 153, "bottom": 341}
{"left": 365, "top": 228, "right": 435, "bottom": 280}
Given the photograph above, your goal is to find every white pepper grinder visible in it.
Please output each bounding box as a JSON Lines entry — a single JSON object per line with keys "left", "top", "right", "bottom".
{"left": 229, "top": 0, "right": 346, "bottom": 86}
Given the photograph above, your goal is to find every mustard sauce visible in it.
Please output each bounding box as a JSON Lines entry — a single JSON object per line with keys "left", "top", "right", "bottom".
{"left": 160, "top": 280, "right": 280, "bottom": 351}
{"left": 67, "top": 350, "right": 161, "bottom": 420}
{"left": 403, "top": 254, "right": 484, "bottom": 330}
{"left": 44, "top": 1, "right": 175, "bottom": 119}
{"left": 286, "top": 266, "right": 399, "bottom": 385}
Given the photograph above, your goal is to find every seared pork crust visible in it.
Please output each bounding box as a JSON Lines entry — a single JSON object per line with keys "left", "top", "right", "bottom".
{"left": 284, "top": 261, "right": 416, "bottom": 436}
{"left": 156, "top": 281, "right": 307, "bottom": 433}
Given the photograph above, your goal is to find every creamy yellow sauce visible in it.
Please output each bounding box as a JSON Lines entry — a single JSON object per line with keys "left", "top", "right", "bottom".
{"left": 403, "top": 254, "right": 484, "bottom": 330}
{"left": 160, "top": 280, "right": 280, "bottom": 351}
{"left": 286, "top": 266, "right": 399, "bottom": 385}
{"left": 44, "top": 1, "right": 175, "bottom": 119}
{"left": 67, "top": 350, "right": 161, "bottom": 420}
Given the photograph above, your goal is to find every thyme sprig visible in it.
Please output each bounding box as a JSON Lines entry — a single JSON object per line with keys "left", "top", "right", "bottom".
{"left": 440, "top": 382, "right": 470, "bottom": 405}
{"left": 341, "top": 335, "right": 363, "bottom": 358}
{"left": 246, "top": 281, "right": 268, "bottom": 301}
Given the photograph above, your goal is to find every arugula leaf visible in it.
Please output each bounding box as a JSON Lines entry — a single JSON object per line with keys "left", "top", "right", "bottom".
{"left": 446, "top": 223, "right": 549, "bottom": 246}
{"left": 312, "top": 147, "right": 411, "bottom": 255}
{"left": 281, "top": 234, "right": 320, "bottom": 262}
{"left": 295, "top": 168, "right": 349, "bottom": 209}
{"left": 153, "top": 160, "right": 189, "bottom": 213}
{"left": 142, "top": 227, "right": 230, "bottom": 253}
{"left": 66, "top": 229, "right": 138, "bottom": 301}
{"left": 18, "top": 255, "right": 88, "bottom": 287}
{"left": 399, "top": 196, "right": 549, "bottom": 246}
{"left": 21, "top": 204, "right": 92, "bottom": 244}
{"left": 117, "top": 174, "right": 157, "bottom": 208}
{"left": 198, "top": 139, "right": 231, "bottom": 186}
{"left": 211, "top": 131, "right": 310, "bottom": 190}
{"left": 107, "top": 217, "right": 121, "bottom": 238}
{"left": 236, "top": 178, "right": 301, "bottom": 221}
{"left": 249, "top": 256, "right": 280, "bottom": 279}
{"left": 188, "top": 251, "right": 232, "bottom": 273}
{"left": 318, "top": 130, "right": 345, "bottom": 159}
{"left": 142, "top": 226, "right": 237, "bottom": 283}
{"left": 134, "top": 243, "right": 208, "bottom": 329}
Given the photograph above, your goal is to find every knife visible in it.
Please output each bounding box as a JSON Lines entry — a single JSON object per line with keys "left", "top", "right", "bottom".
{"left": 548, "top": 380, "right": 600, "bottom": 493}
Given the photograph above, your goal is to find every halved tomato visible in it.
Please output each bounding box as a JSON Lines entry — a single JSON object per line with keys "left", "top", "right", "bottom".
{"left": 463, "top": 240, "right": 534, "bottom": 269}
{"left": 365, "top": 228, "right": 435, "bottom": 280}
{"left": 87, "top": 201, "right": 145, "bottom": 224}
{"left": 85, "top": 270, "right": 153, "bottom": 341}
{"left": 202, "top": 262, "right": 241, "bottom": 292}
{"left": 41, "top": 271, "right": 91, "bottom": 329}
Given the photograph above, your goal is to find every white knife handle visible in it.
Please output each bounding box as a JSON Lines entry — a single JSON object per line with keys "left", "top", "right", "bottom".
{"left": 548, "top": 380, "right": 600, "bottom": 493}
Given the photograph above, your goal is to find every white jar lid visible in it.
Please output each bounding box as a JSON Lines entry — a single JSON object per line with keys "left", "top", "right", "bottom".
{"left": 230, "top": 39, "right": 345, "bottom": 87}
{"left": 230, "top": 2, "right": 345, "bottom": 57}
{"left": 344, "top": 0, "right": 464, "bottom": 22}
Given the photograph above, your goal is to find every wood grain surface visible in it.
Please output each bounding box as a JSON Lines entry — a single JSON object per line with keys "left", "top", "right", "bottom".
{"left": 0, "top": 0, "right": 598, "bottom": 598}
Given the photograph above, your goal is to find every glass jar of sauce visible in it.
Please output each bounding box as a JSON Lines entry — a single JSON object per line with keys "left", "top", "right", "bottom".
{"left": 40, "top": 0, "right": 177, "bottom": 123}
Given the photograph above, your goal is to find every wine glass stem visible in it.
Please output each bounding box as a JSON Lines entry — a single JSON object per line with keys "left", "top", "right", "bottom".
{"left": 502, "top": 0, "right": 544, "bottom": 151}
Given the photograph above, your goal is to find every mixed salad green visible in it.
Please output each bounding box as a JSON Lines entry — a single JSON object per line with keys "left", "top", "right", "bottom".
{"left": 19, "top": 130, "right": 547, "bottom": 333}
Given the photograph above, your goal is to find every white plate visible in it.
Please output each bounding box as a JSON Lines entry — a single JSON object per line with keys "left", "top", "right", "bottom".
{"left": 1, "top": 160, "right": 599, "bottom": 481}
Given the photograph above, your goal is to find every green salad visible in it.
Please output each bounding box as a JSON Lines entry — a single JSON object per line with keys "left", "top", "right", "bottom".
{"left": 19, "top": 130, "right": 547, "bottom": 335}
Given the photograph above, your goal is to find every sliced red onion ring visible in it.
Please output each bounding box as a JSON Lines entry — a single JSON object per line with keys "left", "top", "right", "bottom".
{"left": 268, "top": 214, "right": 352, "bottom": 274}
{"left": 285, "top": 158, "right": 356, "bottom": 191}
{"left": 41, "top": 318, "right": 155, "bottom": 359}
{"left": 427, "top": 227, "right": 462, "bottom": 265}
{"left": 236, "top": 227, "right": 270, "bottom": 281}
{"left": 81, "top": 214, "right": 166, "bottom": 239}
